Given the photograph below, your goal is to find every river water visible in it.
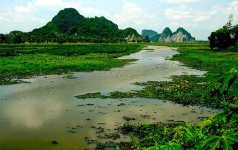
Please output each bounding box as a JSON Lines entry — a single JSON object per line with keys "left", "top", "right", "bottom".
{"left": 0, "top": 46, "right": 222, "bottom": 150}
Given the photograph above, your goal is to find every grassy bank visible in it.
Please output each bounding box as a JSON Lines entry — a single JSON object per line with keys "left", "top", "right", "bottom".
{"left": 0, "top": 43, "right": 143, "bottom": 85}
{"left": 84, "top": 42, "right": 238, "bottom": 149}
{"left": 124, "top": 43, "right": 238, "bottom": 150}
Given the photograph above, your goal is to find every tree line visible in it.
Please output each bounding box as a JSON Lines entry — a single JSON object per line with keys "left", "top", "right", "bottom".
{"left": 0, "top": 30, "right": 145, "bottom": 44}
{"left": 208, "top": 15, "right": 238, "bottom": 52}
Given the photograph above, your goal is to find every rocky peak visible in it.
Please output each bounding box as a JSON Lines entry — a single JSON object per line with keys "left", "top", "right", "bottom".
{"left": 171, "top": 27, "right": 195, "bottom": 42}
{"left": 158, "top": 27, "right": 172, "bottom": 42}
{"left": 158, "top": 27, "right": 195, "bottom": 42}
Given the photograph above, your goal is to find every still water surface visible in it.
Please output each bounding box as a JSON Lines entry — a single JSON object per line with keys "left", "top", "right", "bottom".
{"left": 0, "top": 46, "right": 222, "bottom": 150}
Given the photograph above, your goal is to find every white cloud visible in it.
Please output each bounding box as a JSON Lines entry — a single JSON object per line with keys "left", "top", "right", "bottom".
{"left": 0, "top": 2, "right": 46, "bottom": 24}
{"left": 0, "top": 12, "right": 24, "bottom": 22}
{"left": 193, "top": 12, "right": 210, "bottom": 22}
{"left": 0, "top": 2, "right": 37, "bottom": 23}
{"left": 209, "top": 1, "right": 238, "bottom": 28}
{"left": 32, "top": 16, "right": 46, "bottom": 23}
{"left": 160, "top": 0, "right": 200, "bottom": 4}
{"left": 211, "top": 1, "right": 238, "bottom": 16}
{"left": 35, "top": 0, "right": 64, "bottom": 6}
{"left": 171, "top": 21, "right": 179, "bottom": 26}
{"left": 165, "top": 5, "right": 192, "bottom": 21}
{"left": 193, "top": 16, "right": 209, "bottom": 22}
{"left": 171, "top": 20, "right": 192, "bottom": 28}
{"left": 165, "top": 4, "right": 211, "bottom": 24}
{"left": 112, "top": 1, "right": 160, "bottom": 27}
{"left": 75, "top": 6, "right": 111, "bottom": 18}
{"left": 35, "top": 0, "right": 111, "bottom": 18}
{"left": 15, "top": 2, "right": 35, "bottom": 13}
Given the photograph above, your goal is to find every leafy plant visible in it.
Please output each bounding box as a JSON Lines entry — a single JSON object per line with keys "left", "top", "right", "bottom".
{"left": 116, "top": 146, "right": 121, "bottom": 150}
{"left": 146, "top": 142, "right": 183, "bottom": 150}
{"left": 196, "top": 131, "right": 238, "bottom": 150}
{"left": 207, "top": 68, "right": 238, "bottom": 94}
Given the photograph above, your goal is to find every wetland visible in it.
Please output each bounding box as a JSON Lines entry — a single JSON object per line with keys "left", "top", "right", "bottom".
{"left": 0, "top": 43, "right": 237, "bottom": 150}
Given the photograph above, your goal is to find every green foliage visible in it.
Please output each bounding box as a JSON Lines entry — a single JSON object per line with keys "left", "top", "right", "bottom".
{"left": 208, "top": 68, "right": 238, "bottom": 94}
{"left": 52, "top": 8, "right": 85, "bottom": 32}
{"left": 162, "top": 27, "right": 172, "bottom": 37}
{"left": 146, "top": 142, "right": 183, "bottom": 150}
{"left": 208, "top": 15, "right": 238, "bottom": 51}
{"left": 196, "top": 132, "right": 238, "bottom": 150}
{"left": 141, "top": 30, "right": 160, "bottom": 42}
{"left": 144, "top": 35, "right": 150, "bottom": 42}
{"left": 0, "top": 44, "right": 142, "bottom": 85}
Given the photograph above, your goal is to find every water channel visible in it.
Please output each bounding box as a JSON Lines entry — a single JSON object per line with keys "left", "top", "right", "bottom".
{"left": 0, "top": 46, "right": 222, "bottom": 150}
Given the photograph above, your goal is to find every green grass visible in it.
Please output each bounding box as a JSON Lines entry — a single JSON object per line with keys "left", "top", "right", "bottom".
{"left": 0, "top": 43, "right": 143, "bottom": 85}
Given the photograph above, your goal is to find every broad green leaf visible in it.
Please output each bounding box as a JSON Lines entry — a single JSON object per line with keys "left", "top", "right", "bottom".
{"left": 220, "top": 73, "right": 235, "bottom": 94}
{"left": 227, "top": 74, "right": 236, "bottom": 89}
{"left": 159, "top": 142, "right": 183, "bottom": 150}
{"left": 207, "top": 75, "right": 226, "bottom": 89}
{"left": 209, "top": 137, "right": 221, "bottom": 150}
{"left": 196, "top": 132, "right": 238, "bottom": 150}
{"left": 145, "top": 146, "right": 160, "bottom": 150}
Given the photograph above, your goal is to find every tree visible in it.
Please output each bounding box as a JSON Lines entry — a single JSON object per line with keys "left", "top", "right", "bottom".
{"left": 0, "top": 34, "right": 5, "bottom": 43}
{"left": 215, "top": 28, "right": 231, "bottom": 52}
{"left": 208, "top": 32, "right": 216, "bottom": 50}
{"left": 9, "top": 31, "right": 25, "bottom": 44}
{"left": 145, "top": 35, "right": 150, "bottom": 42}
{"left": 231, "top": 24, "right": 238, "bottom": 48}
{"left": 208, "top": 15, "right": 238, "bottom": 52}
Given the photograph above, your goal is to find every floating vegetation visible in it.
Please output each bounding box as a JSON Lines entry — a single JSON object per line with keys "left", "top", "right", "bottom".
{"left": 123, "top": 116, "right": 136, "bottom": 121}
{"left": 84, "top": 137, "right": 98, "bottom": 145}
{"left": 86, "top": 103, "right": 95, "bottom": 106}
{"left": 141, "top": 115, "right": 150, "bottom": 119}
{"left": 75, "top": 92, "right": 106, "bottom": 99}
{"left": 67, "top": 130, "right": 76, "bottom": 133}
{"left": 143, "top": 48, "right": 154, "bottom": 50}
{"left": 62, "top": 74, "right": 76, "bottom": 79}
{"left": 51, "top": 140, "right": 58, "bottom": 144}
{"left": 98, "top": 122, "right": 106, "bottom": 125}
{"left": 117, "top": 103, "right": 126, "bottom": 106}
{"left": 104, "top": 133, "right": 120, "bottom": 140}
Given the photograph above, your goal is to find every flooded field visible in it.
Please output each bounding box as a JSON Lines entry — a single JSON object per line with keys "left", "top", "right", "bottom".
{"left": 0, "top": 46, "right": 222, "bottom": 150}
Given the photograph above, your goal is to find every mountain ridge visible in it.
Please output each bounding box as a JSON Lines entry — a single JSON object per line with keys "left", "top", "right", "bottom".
{"left": 141, "top": 27, "right": 195, "bottom": 42}
{"left": 1, "top": 8, "right": 141, "bottom": 43}
{"left": 159, "top": 27, "right": 195, "bottom": 42}
{"left": 28, "top": 8, "right": 141, "bottom": 43}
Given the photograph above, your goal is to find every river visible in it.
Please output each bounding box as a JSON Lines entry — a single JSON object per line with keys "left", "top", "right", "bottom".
{"left": 0, "top": 46, "right": 222, "bottom": 150}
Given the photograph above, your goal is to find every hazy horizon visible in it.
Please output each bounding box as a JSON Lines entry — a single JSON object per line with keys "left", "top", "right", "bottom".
{"left": 1, "top": 0, "right": 238, "bottom": 40}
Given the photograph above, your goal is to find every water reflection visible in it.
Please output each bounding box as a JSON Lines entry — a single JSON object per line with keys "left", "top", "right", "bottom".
{"left": 2, "top": 98, "right": 63, "bottom": 129}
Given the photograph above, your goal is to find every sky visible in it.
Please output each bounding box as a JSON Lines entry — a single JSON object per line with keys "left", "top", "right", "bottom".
{"left": 0, "top": 0, "right": 238, "bottom": 40}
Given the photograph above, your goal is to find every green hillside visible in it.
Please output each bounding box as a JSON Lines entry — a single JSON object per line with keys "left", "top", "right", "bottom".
{"left": 141, "top": 29, "right": 161, "bottom": 42}
{"left": 0, "top": 8, "right": 141, "bottom": 44}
